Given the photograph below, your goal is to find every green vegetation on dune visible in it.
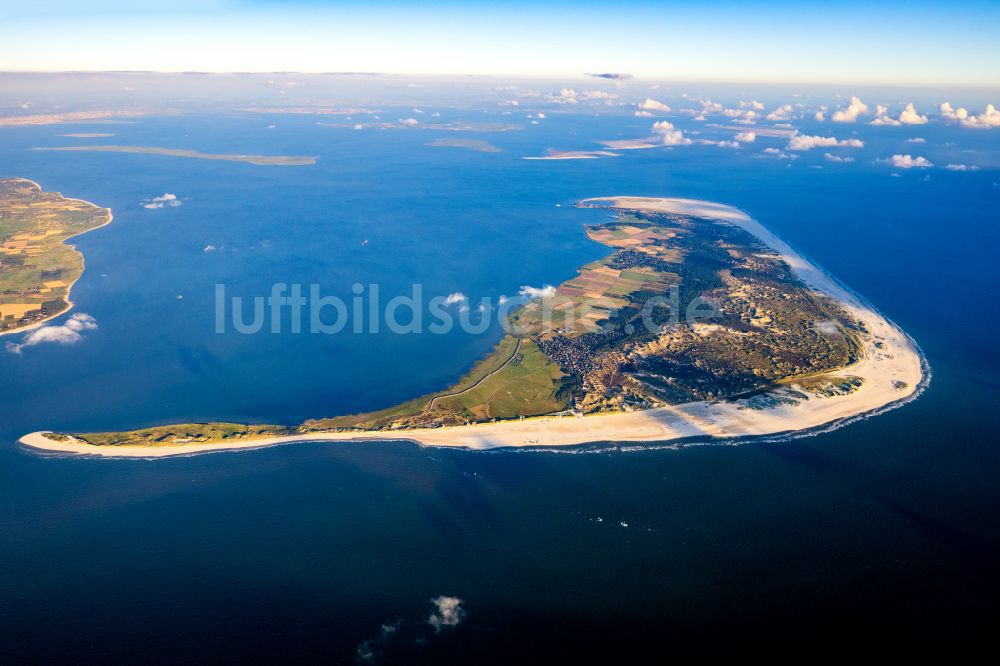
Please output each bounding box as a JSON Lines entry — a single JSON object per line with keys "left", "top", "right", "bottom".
{"left": 76, "top": 423, "right": 295, "bottom": 447}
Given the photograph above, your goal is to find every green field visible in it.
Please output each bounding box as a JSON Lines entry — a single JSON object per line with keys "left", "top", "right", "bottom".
{"left": 0, "top": 178, "right": 111, "bottom": 333}
{"left": 432, "top": 338, "right": 566, "bottom": 419}
{"left": 302, "top": 334, "right": 566, "bottom": 430}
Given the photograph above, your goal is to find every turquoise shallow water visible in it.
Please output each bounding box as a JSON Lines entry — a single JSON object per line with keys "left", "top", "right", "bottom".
{"left": 1, "top": 101, "right": 999, "bottom": 661}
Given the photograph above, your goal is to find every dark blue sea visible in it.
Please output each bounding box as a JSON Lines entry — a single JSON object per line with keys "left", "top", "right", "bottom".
{"left": 1, "top": 82, "right": 999, "bottom": 661}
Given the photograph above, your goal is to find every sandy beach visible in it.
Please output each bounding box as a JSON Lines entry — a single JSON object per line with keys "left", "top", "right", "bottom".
{"left": 19, "top": 196, "right": 926, "bottom": 457}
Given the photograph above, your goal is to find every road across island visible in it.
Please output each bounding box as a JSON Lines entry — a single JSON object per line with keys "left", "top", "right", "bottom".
{"left": 426, "top": 337, "right": 524, "bottom": 411}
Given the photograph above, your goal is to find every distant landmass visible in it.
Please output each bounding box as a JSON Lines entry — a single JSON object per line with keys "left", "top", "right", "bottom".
{"left": 428, "top": 138, "right": 502, "bottom": 153}
{"left": 0, "top": 110, "right": 148, "bottom": 127}
{"left": 35, "top": 145, "right": 318, "bottom": 166}
{"left": 318, "top": 121, "right": 521, "bottom": 132}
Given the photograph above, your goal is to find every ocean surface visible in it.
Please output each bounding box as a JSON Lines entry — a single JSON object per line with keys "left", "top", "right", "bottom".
{"left": 1, "top": 87, "right": 999, "bottom": 661}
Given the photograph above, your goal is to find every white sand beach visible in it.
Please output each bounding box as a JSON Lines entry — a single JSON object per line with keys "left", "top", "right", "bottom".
{"left": 19, "top": 196, "right": 926, "bottom": 457}
{"left": 523, "top": 150, "right": 622, "bottom": 160}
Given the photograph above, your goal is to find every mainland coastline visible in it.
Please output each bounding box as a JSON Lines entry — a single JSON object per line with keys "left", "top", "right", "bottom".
{"left": 18, "top": 196, "right": 927, "bottom": 456}
{"left": 0, "top": 178, "right": 113, "bottom": 337}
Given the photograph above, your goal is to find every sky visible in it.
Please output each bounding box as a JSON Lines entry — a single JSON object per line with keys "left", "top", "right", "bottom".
{"left": 2, "top": 1, "right": 999, "bottom": 85}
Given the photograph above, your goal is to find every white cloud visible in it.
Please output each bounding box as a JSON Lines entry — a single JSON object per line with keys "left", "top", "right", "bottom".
{"left": 945, "top": 163, "right": 979, "bottom": 171}
{"left": 698, "top": 139, "right": 739, "bottom": 148}
{"left": 700, "top": 99, "right": 723, "bottom": 113}
{"left": 638, "top": 98, "right": 671, "bottom": 112}
{"left": 870, "top": 104, "right": 900, "bottom": 126}
{"left": 899, "top": 103, "right": 929, "bottom": 125}
{"left": 651, "top": 120, "right": 691, "bottom": 146}
{"left": 442, "top": 292, "right": 466, "bottom": 305}
{"left": 580, "top": 90, "right": 618, "bottom": 101}
{"left": 871, "top": 102, "right": 928, "bottom": 126}
{"left": 739, "top": 99, "right": 765, "bottom": 110}
{"left": 964, "top": 103, "right": 1000, "bottom": 128}
{"left": 886, "top": 154, "right": 933, "bottom": 169}
{"left": 823, "top": 152, "right": 855, "bottom": 163}
{"left": 142, "top": 193, "right": 181, "bottom": 209}
{"left": 519, "top": 284, "right": 556, "bottom": 299}
{"left": 6, "top": 313, "right": 97, "bottom": 354}
{"left": 786, "top": 134, "right": 864, "bottom": 151}
{"left": 552, "top": 88, "right": 579, "bottom": 104}
{"left": 734, "top": 131, "right": 756, "bottom": 143}
{"left": 536, "top": 112, "right": 546, "bottom": 119}
{"left": 399, "top": 117, "right": 419, "bottom": 126}
{"left": 939, "top": 102, "right": 1000, "bottom": 128}
{"left": 760, "top": 147, "right": 797, "bottom": 160}
{"left": 427, "top": 596, "right": 466, "bottom": 633}
{"left": 939, "top": 101, "right": 969, "bottom": 121}
{"left": 353, "top": 123, "right": 363, "bottom": 130}
{"left": 766, "top": 104, "right": 794, "bottom": 121}
{"left": 634, "top": 110, "right": 653, "bottom": 117}
{"left": 355, "top": 595, "right": 467, "bottom": 663}
{"left": 722, "top": 108, "right": 758, "bottom": 123}
{"left": 906, "top": 137, "right": 926, "bottom": 143}
{"left": 598, "top": 120, "right": 694, "bottom": 151}
{"left": 832, "top": 96, "right": 869, "bottom": 123}
{"left": 203, "top": 244, "right": 219, "bottom": 252}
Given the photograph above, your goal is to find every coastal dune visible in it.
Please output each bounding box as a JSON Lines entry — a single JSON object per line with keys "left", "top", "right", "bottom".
{"left": 19, "top": 196, "right": 926, "bottom": 457}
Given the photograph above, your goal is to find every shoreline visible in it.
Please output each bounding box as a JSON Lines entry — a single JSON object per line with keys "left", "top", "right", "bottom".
{"left": 18, "top": 196, "right": 927, "bottom": 457}
{"left": 0, "top": 178, "right": 113, "bottom": 338}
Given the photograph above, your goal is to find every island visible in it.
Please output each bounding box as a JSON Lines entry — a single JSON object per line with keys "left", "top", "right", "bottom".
{"left": 319, "top": 121, "right": 522, "bottom": 132}
{"left": 0, "top": 178, "right": 112, "bottom": 335}
{"left": 35, "top": 146, "right": 317, "bottom": 166}
{"left": 0, "top": 110, "right": 148, "bottom": 127}
{"left": 19, "top": 196, "right": 926, "bottom": 455}
{"left": 524, "top": 149, "right": 622, "bottom": 160}
{"left": 428, "top": 138, "right": 503, "bottom": 153}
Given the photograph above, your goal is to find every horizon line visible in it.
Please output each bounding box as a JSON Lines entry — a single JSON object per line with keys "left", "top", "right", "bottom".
{"left": 1, "top": 70, "right": 997, "bottom": 89}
